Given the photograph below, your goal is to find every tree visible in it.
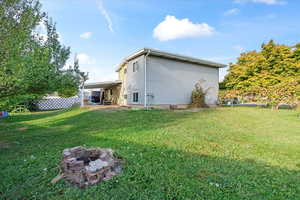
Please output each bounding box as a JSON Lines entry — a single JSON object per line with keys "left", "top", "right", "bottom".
{"left": 57, "top": 58, "right": 89, "bottom": 97}
{"left": 0, "top": 0, "right": 88, "bottom": 111}
{"left": 221, "top": 40, "right": 300, "bottom": 108}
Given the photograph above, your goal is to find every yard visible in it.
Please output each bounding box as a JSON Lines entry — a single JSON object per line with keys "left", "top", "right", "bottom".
{"left": 0, "top": 107, "right": 299, "bottom": 199}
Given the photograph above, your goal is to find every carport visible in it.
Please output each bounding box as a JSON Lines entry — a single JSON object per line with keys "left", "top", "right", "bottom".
{"left": 84, "top": 81, "right": 122, "bottom": 105}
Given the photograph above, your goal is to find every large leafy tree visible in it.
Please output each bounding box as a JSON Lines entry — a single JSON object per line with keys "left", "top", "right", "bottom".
{"left": 0, "top": 0, "right": 88, "bottom": 110}
{"left": 221, "top": 40, "right": 300, "bottom": 108}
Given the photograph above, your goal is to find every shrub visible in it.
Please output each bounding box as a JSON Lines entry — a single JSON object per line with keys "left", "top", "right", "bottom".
{"left": 0, "top": 94, "right": 40, "bottom": 112}
{"left": 263, "top": 79, "right": 300, "bottom": 109}
{"left": 219, "top": 78, "right": 299, "bottom": 109}
{"left": 191, "top": 80, "right": 209, "bottom": 108}
{"left": 218, "top": 90, "right": 242, "bottom": 104}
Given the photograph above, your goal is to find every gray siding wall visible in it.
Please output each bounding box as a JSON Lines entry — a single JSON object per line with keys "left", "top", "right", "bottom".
{"left": 124, "top": 56, "right": 145, "bottom": 105}
{"left": 147, "top": 56, "right": 219, "bottom": 105}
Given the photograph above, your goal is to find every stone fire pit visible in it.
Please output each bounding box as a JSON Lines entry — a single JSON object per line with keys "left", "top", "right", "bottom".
{"left": 59, "top": 146, "right": 122, "bottom": 188}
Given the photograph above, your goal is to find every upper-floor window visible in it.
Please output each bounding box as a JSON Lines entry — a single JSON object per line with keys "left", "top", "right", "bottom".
{"left": 124, "top": 68, "right": 127, "bottom": 74}
{"left": 133, "top": 61, "right": 138, "bottom": 72}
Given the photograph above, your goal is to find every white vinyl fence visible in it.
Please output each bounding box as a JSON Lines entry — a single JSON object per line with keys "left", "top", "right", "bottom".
{"left": 37, "top": 97, "right": 80, "bottom": 111}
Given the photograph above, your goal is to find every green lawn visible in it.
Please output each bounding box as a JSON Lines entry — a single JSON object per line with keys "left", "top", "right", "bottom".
{"left": 0, "top": 107, "right": 300, "bottom": 199}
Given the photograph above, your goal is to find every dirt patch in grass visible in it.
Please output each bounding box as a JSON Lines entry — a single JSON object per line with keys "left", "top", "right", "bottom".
{"left": 197, "top": 169, "right": 224, "bottom": 179}
{"left": 0, "top": 141, "right": 11, "bottom": 149}
{"left": 208, "top": 142, "right": 221, "bottom": 148}
{"left": 86, "top": 105, "right": 130, "bottom": 112}
{"left": 17, "top": 127, "right": 28, "bottom": 131}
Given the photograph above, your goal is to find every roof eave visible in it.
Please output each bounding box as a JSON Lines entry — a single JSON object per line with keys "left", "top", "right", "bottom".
{"left": 116, "top": 49, "right": 146, "bottom": 72}
{"left": 148, "top": 50, "right": 227, "bottom": 68}
{"left": 84, "top": 80, "right": 122, "bottom": 89}
{"left": 116, "top": 48, "right": 227, "bottom": 71}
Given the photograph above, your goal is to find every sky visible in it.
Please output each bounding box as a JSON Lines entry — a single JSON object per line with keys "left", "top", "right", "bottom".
{"left": 40, "top": 0, "right": 300, "bottom": 83}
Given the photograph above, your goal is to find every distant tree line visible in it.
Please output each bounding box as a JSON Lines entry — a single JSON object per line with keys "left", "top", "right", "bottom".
{"left": 220, "top": 40, "right": 300, "bottom": 109}
{"left": 0, "top": 0, "right": 88, "bottom": 111}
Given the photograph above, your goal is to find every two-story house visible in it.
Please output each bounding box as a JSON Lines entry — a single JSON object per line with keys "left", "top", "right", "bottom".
{"left": 84, "top": 48, "right": 226, "bottom": 108}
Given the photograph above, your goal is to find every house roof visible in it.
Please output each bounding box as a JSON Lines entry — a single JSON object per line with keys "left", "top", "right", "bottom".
{"left": 84, "top": 80, "right": 122, "bottom": 89}
{"left": 116, "top": 48, "right": 227, "bottom": 72}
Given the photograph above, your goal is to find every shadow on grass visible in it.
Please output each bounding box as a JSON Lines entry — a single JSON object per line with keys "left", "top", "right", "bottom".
{"left": 1, "top": 109, "right": 69, "bottom": 123}
{"left": 0, "top": 108, "right": 299, "bottom": 199}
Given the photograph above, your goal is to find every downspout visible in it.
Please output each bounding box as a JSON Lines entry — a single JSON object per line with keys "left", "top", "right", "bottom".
{"left": 144, "top": 50, "right": 151, "bottom": 108}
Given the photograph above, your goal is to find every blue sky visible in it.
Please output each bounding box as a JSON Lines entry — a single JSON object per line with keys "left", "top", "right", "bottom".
{"left": 40, "top": 0, "right": 300, "bottom": 83}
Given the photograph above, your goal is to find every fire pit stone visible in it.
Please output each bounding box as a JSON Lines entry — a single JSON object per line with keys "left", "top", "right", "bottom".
{"left": 59, "top": 146, "right": 122, "bottom": 188}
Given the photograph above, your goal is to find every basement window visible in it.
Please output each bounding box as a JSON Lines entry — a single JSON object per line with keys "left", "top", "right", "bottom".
{"left": 133, "top": 92, "right": 139, "bottom": 103}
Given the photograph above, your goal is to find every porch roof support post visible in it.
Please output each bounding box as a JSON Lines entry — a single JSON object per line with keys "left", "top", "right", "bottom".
{"left": 80, "top": 88, "right": 84, "bottom": 107}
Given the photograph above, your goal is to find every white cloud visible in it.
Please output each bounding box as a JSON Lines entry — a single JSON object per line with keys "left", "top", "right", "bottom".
{"left": 37, "top": 21, "right": 47, "bottom": 33}
{"left": 57, "top": 32, "right": 62, "bottom": 42}
{"left": 34, "top": 22, "right": 62, "bottom": 43}
{"left": 64, "top": 58, "right": 73, "bottom": 69}
{"left": 224, "top": 8, "right": 240, "bottom": 16}
{"left": 80, "top": 32, "right": 92, "bottom": 39}
{"left": 234, "top": 0, "right": 287, "bottom": 5}
{"left": 153, "top": 15, "right": 214, "bottom": 41}
{"left": 76, "top": 53, "right": 96, "bottom": 65}
{"left": 39, "top": 33, "right": 48, "bottom": 43}
{"left": 96, "top": 0, "right": 114, "bottom": 33}
{"left": 233, "top": 45, "right": 245, "bottom": 52}
{"left": 34, "top": 21, "right": 47, "bottom": 42}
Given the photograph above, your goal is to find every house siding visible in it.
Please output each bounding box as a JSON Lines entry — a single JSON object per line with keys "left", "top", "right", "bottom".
{"left": 118, "top": 64, "right": 127, "bottom": 105}
{"left": 146, "top": 56, "right": 219, "bottom": 105}
{"left": 104, "top": 85, "right": 121, "bottom": 105}
{"left": 123, "top": 56, "right": 145, "bottom": 105}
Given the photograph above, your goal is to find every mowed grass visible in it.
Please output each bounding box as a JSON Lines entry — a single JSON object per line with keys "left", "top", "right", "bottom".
{"left": 0, "top": 107, "right": 300, "bottom": 199}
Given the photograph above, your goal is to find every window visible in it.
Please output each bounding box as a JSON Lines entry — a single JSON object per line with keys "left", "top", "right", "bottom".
{"left": 124, "top": 68, "right": 127, "bottom": 74}
{"left": 133, "top": 92, "right": 139, "bottom": 103}
{"left": 133, "top": 61, "right": 138, "bottom": 72}
{"left": 124, "top": 94, "right": 127, "bottom": 99}
{"left": 110, "top": 89, "right": 113, "bottom": 95}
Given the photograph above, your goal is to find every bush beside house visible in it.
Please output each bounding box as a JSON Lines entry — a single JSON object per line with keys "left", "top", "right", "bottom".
{"left": 191, "top": 80, "right": 209, "bottom": 108}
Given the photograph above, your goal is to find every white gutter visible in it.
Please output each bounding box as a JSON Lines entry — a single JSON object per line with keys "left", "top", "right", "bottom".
{"left": 144, "top": 49, "right": 151, "bottom": 108}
